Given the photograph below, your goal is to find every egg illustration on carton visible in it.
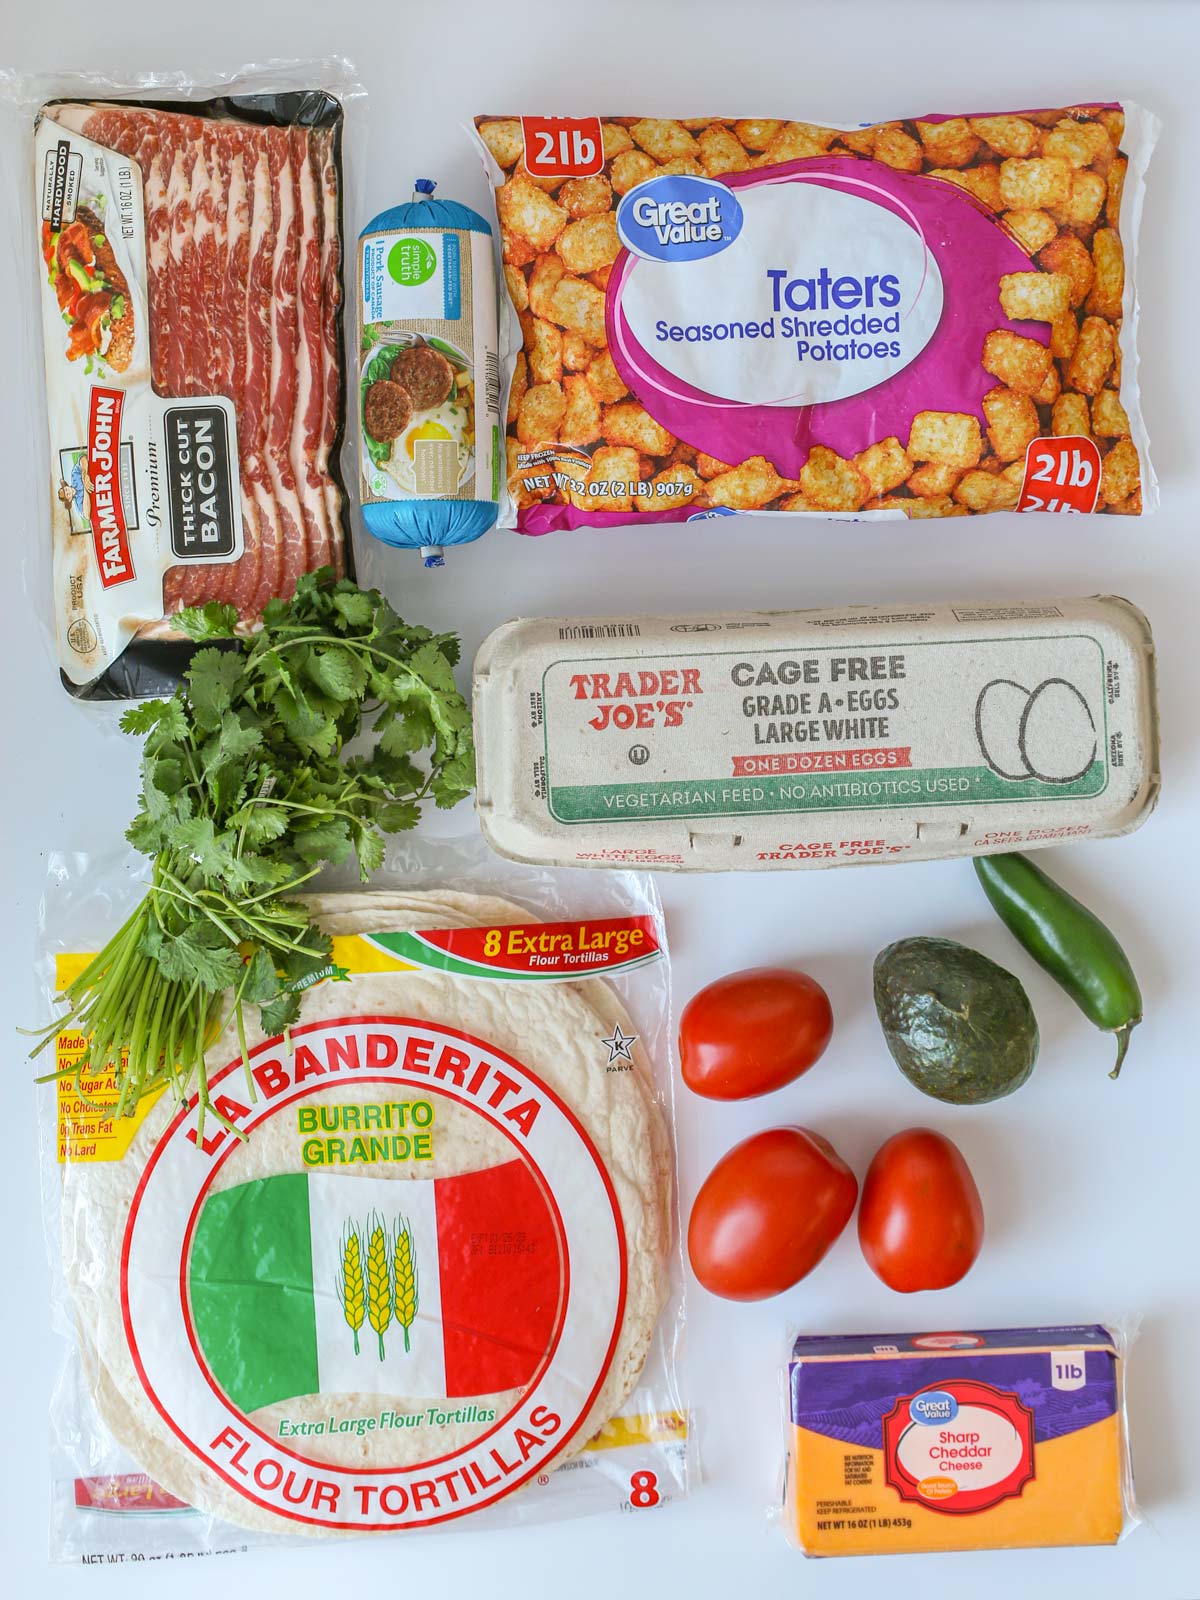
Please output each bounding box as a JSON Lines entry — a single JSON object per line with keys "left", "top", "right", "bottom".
{"left": 975, "top": 677, "right": 1099, "bottom": 785}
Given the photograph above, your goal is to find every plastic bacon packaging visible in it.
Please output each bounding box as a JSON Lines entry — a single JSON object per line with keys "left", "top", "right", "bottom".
{"left": 24, "top": 66, "right": 356, "bottom": 698}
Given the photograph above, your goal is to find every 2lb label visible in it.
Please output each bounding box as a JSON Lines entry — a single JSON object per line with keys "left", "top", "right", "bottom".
{"left": 521, "top": 117, "right": 605, "bottom": 178}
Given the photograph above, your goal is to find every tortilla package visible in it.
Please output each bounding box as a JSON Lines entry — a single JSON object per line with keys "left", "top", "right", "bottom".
{"left": 475, "top": 106, "right": 1156, "bottom": 531}
{"left": 40, "top": 860, "right": 690, "bottom": 1560}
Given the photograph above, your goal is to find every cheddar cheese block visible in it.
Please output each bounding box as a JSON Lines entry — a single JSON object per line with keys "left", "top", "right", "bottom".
{"left": 784, "top": 1325, "right": 1136, "bottom": 1556}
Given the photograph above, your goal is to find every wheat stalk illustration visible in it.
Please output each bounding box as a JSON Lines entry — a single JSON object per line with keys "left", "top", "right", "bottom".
{"left": 335, "top": 1221, "right": 366, "bottom": 1357}
{"left": 365, "top": 1212, "right": 393, "bottom": 1361}
{"left": 392, "top": 1216, "right": 418, "bottom": 1355}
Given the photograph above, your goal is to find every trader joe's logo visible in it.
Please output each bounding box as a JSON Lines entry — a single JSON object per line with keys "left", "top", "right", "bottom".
{"left": 883, "top": 1380, "right": 1035, "bottom": 1514}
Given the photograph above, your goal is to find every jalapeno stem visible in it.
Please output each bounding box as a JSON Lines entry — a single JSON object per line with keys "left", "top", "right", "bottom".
{"left": 1111, "top": 1023, "right": 1134, "bottom": 1080}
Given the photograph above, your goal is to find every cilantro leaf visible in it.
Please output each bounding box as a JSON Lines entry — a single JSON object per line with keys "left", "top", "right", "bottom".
{"left": 260, "top": 990, "right": 302, "bottom": 1035}
{"left": 176, "top": 601, "right": 240, "bottom": 641}
{"left": 186, "top": 648, "right": 244, "bottom": 731}
{"left": 170, "top": 816, "right": 256, "bottom": 892}
{"left": 293, "top": 818, "right": 354, "bottom": 865}
{"left": 353, "top": 825, "right": 387, "bottom": 879}
{"left": 234, "top": 803, "right": 289, "bottom": 847}
{"left": 305, "top": 646, "right": 367, "bottom": 702}
{"left": 378, "top": 800, "right": 421, "bottom": 832}
{"left": 241, "top": 946, "right": 281, "bottom": 1006}
{"left": 431, "top": 749, "right": 477, "bottom": 809}
{"left": 333, "top": 588, "right": 376, "bottom": 628}
{"left": 141, "top": 921, "right": 244, "bottom": 992}
{"left": 120, "top": 698, "right": 188, "bottom": 740}
{"left": 378, "top": 705, "right": 436, "bottom": 757}
{"left": 147, "top": 756, "right": 185, "bottom": 796}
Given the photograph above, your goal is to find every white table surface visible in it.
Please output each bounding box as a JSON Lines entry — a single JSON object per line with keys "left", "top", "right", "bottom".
{"left": 2, "top": 1, "right": 1198, "bottom": 1593}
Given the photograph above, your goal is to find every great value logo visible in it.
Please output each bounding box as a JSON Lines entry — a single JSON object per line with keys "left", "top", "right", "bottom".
{"left": 910, "top": 1389, "right": 959, "bottom": 1426}
{"left": 616, "top": 175, "right": 742, "bottom": 263}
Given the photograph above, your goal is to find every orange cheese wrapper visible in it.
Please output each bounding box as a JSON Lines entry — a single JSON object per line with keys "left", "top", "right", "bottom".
{"left": 783, "top": 1325, "right": 1139, "bottom": 1556}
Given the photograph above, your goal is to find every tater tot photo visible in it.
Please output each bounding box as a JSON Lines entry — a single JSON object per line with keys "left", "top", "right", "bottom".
{"left": 475, "top": 100, "right": 1155, "bottom": 530}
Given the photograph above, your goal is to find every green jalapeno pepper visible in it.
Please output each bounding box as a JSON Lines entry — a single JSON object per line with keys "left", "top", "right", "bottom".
{"left": 973, "top": 852, "right": 1142, "bottom": 1078}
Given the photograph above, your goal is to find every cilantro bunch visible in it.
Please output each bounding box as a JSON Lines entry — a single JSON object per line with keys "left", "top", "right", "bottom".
{"left": 30, "top": 570, "right": 474, "bottom": 1140}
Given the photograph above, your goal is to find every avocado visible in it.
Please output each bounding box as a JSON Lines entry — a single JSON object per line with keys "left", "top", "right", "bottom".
{"left": 874, "top": 936, "right": 1038, "bottom": 1104}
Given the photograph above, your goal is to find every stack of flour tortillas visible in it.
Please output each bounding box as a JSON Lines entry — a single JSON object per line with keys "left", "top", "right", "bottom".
{"left": 63, "top": 891, "right": 672, "bottom": 1535}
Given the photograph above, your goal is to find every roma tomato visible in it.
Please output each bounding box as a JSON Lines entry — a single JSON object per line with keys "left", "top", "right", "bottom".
{"left": 687, "top": 1127, "right": 858, "bottom": 1301}
{"left": 679, "top": 967, "right": 833, "bottom": 1100}
{"left": 857, "top": 1128, "right": 984, "bottom": 1293}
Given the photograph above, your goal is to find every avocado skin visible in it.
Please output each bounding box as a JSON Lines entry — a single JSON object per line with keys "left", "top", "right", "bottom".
{"left": 874, "top": 936, "right": 1039, "bottom": 1105}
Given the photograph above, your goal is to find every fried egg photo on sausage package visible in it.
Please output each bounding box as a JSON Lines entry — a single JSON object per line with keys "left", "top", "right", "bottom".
{"left": 387, "top": 397, "right": 472, "bottom": 494}
{"left": 360, "top": 335, "right": 475, "bottom": 498}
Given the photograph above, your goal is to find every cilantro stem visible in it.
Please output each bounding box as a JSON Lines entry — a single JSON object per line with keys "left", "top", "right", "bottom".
{"left": 237, "top": 866, "right": 324, "bottom": 908}
{"left": 153, "top": 870, "right": 244, "bottom": 947}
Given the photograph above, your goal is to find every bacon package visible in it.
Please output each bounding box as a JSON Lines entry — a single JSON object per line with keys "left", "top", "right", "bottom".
{"left": 31, "top": 76, "right": 352, "bottom": 697}
{"left": 475, "top": 107, "right": 1156, "bottom": 534}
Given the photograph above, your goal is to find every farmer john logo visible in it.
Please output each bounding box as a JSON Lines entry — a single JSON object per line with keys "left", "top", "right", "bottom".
{"left": 883, "top": 1380, "right": 1035, "bottom": 1515}
{"left": 86, "top": 386, "right": 134, "bottom": 587}
{"left": 617, "top": 175, "right": 743, "bottom": 262}
{"left": 121, "top": 1015, "right": 628, "bottom": 1530}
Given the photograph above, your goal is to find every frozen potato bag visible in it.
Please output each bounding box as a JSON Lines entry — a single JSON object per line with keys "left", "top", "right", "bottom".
{"left": 475, "top": 107, "right": 1155, "bottom": 529}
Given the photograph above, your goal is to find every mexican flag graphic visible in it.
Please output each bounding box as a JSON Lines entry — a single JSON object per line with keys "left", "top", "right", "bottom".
{"left": 188, "top": 1161, "right": 562, "bottom": 1413}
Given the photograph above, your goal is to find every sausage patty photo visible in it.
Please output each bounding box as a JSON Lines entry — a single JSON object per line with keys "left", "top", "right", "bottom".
{"left": 364, "top": 378, "right": 414, "bottom": 442}
{"left": 392, "top": 343, "right": 455, "bottom": 410}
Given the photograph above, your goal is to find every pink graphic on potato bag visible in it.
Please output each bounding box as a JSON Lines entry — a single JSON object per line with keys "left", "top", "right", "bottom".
{"left": 605, "top": 157, "right": 1045, "bottom": 479}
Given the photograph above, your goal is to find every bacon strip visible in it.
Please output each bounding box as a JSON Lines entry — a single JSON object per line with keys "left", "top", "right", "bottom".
{"left": 292, "top": 126, "right": 332, "bottom": 576}
{"left": 213, "top": 126, "right": 261, "bottom": 614}
{"left": 262, "top": 127, "right": 309, "bottom": 608}
{"left": 312, "top": 127, "right": 346, "bottom": 572}
{"left": 244, "top": 139, "right": 283, "bottom": 614}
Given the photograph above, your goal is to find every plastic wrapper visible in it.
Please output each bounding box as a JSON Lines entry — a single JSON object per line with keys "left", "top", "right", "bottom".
{"left": 357, "top": 181, "right": 501, "bottom": 565}
{"left": 474, "top": 105, "right": 1156, "bottom": 532}
{"left": 1, "top": 60, "right": 363, "bottom": 702}
{"left": 36, "top": 837, "right": 692, "bottom": 1561}
{"left": 778, "top": 1322, "right": 1140, "bottom": 1557}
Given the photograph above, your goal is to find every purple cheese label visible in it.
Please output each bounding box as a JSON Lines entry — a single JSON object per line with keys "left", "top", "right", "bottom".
{"left": 790, "top": 1347, "right": 1118, "bottom": 1449}
{"left": 790, "top": 1324, "right": 1116, "bottom": 1358}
